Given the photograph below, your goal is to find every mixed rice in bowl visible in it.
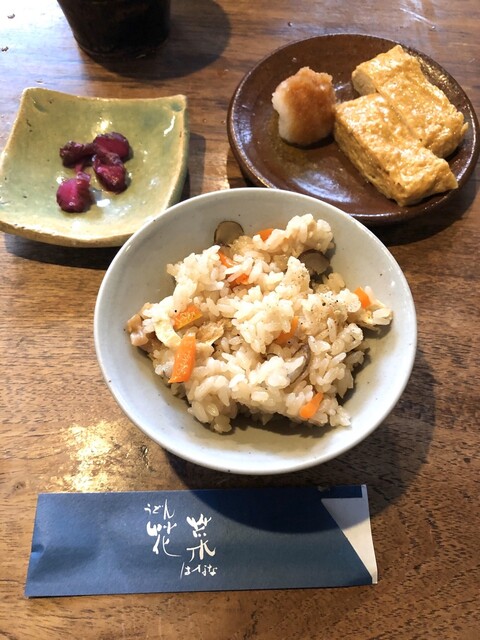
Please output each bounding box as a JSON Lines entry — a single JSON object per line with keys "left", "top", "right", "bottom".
{"left": 94, "top": 188, "right": 416, "bottom": 474}
{"left": 127, "top": 213, "right": 393, "bottom": 434}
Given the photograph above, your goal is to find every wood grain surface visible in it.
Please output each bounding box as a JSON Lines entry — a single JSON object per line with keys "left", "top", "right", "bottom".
{"left": 1, "top": 1, "right": 479, "bottom": 638}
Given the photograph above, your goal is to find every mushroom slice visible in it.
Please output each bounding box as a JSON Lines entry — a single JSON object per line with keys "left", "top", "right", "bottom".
{"left": 298, "top": 250, "right": 329, "bottom": 279}
{"left": 126, "top": 313, "right": 162, "bottom": 353}
{"left": 286, "top": 344, "right": 311, "bottom": 385}
{"left": 214, "top": 221, "right": 244, "bottom": 246}
{"left": 196, "top": 320, "right": 225, "bottom": 345}
{"left": 126, "top": 313, "right": 149, "bottom": 347}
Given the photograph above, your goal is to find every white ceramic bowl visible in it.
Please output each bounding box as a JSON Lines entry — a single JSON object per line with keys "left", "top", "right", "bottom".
{"left": 94, "top": 188, "right": 417, "bottom": 475}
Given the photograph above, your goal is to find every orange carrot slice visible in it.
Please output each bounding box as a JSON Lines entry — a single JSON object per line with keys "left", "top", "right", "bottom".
{"left": 168, "top": 334, "right": 196, "bottom": 384}
{"left": 299, "top": 392, "right": 324, "bottom": 420}
{"left": 275, "top": 316, "right": 299, "bottom": 345}
{"left": 258, "top": 228, "right": 274, "bottom": 241}
{"left": 172, "top": 303, "right": 203, "bottom": 330}
{"left": 218, "top": 251, "right": 234, "bottom": 268}
{"left": 218, "top": 250, "right": 249, "bottom": 286}
{"left": 232, "top": 273, "right": 249, "bottom": 285}
{"left": 354, "top": 286, "right": 371, "bottom": 309}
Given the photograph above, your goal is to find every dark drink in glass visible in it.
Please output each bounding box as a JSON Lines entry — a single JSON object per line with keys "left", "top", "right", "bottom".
{"left": 57, "top": 0, "right": 171, "bottom": 59}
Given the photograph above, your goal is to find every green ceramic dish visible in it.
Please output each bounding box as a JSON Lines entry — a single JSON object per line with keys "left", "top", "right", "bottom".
{"left": 0, "top": 87, "right": 189, "bottom": 247}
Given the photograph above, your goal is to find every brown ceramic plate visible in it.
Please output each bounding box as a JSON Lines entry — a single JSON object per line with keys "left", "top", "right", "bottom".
{"left": 227, "top": 34, "right": 480, "bottom": 226}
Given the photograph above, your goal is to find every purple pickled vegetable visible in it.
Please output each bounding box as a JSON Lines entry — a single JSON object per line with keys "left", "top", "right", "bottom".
{"left": 93, "top": 132, "right": 130, "bottom": 161}
{"left": 93, "top": 151, "right": 127, "bottom": 192}
{"left": 59, "top": 141, "right": 95, "bottom": 167}
{"left": 56, "top": 131, "right": 131, "bottom": 210}
{"left": 56, "top": 171, "right": 92, "bottom": 212}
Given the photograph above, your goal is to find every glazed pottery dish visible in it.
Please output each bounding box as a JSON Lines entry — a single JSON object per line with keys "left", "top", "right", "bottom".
{"left": 228, "top": 34, "right": 479, "bottom": 226}
{"left": 0, "top": 87, "right": 189, "bottom": 247}
{"left": 94, "top": 188, "right": 417, "bottom": 475}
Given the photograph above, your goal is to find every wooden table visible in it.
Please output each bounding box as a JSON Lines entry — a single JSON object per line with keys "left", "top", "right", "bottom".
{"left": 1, "top": 1, "right": 479, "bottom": 638}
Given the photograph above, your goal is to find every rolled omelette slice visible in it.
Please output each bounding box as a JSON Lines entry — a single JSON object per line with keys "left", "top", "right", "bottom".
{"left": 334, "top": 93, "right": 458, "bottom": 206}
{"left": 351, "top": 45, "right": 468, "bottom": 158}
